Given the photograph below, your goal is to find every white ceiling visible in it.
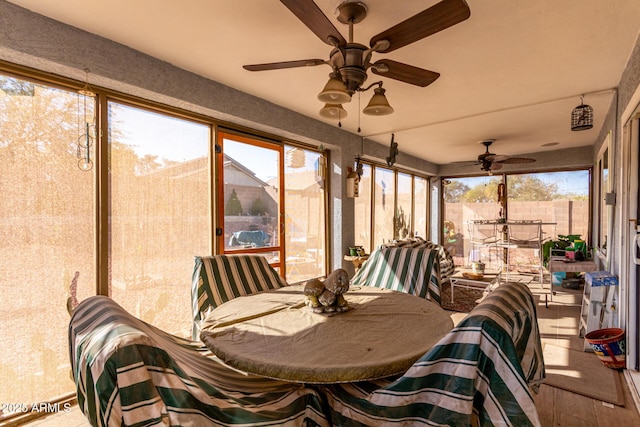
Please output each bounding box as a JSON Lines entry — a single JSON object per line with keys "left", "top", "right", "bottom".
{"left": 8, "top": 0, "right": 640, "bottom": 165}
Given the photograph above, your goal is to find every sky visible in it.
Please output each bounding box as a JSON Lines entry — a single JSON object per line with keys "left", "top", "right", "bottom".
{"left": 455, "top": 170, "right": 589, "bottom": 196}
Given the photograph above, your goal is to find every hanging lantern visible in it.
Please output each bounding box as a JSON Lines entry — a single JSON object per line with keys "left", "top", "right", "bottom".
{"left": 571, "top": 95, "right": 593, "bottom": 131}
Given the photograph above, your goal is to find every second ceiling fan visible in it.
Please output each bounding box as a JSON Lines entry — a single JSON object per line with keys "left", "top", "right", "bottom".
{"left": 471, "top": 140, "right": 536, "bottom": 172}
{"left": 243, "top": 0, "right": 471, "bottom": 116}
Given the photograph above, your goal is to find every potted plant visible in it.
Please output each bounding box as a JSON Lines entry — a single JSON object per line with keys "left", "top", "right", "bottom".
{"left": 542, "top": 234, "right": 582, "bottom": 267}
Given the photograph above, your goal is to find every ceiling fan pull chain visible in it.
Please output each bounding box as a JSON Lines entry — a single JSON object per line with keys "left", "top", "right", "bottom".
{"left": 357, "top": 91, "right": 361, "bottom": 133}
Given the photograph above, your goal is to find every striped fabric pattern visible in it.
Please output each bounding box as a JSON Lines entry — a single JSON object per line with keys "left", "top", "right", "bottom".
{"left": 350, "top": 246, "right": 440, "bottom": 303}
{"left": 321, "top": 282, "right": 544, "bottom": 426}
{"left": 191, "top": 254, "right": 287, "bottom": 339}
{"left": 69, "top": 296, "right": 330, "bottom": 427}
{"left": 382, "top": 236, "right": 456, "bottom": 283}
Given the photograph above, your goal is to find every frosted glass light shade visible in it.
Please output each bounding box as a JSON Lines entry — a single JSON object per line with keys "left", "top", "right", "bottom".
{"left": 363, "top": 87, "right": 394, "bottom": 116}
{"left": 318, "top": 75, "right": 351, "bottom": 104}
{"left": 319, "top": 103, "right": 347, "bottom": 119}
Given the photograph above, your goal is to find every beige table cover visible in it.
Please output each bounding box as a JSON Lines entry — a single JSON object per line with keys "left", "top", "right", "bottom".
{"left": 201, "top": 285, "right": 453, "bottom": 383}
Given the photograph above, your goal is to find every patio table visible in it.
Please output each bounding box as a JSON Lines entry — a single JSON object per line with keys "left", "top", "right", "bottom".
{"left": 200, "top": 284, "right": 453, "bottom": 383}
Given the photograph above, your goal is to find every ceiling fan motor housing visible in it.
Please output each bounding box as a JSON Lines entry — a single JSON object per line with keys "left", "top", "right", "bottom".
{"left": 332, "top": 43, "right": 370, "bottom": 93}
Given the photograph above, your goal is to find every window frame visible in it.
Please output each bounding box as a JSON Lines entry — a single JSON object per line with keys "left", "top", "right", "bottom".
{"left": 596, "top": 131, "right": 612, "bottom": 257}
{"left": 354, "top": 159, "right": 431, "bottom": 250}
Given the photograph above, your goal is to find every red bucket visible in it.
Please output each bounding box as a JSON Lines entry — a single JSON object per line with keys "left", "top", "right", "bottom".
{"left": 585, "top": 328, "right": 626, "bottom": 369}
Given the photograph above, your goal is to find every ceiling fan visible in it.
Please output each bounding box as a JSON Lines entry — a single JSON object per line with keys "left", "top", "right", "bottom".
{"left": 243, "top": 0, "right": 471, "bottom": 117}
{"left": 470, "top": 140, "right": 536, "bottom": 172}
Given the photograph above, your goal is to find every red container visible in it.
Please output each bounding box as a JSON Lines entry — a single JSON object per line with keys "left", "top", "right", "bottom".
{"left": 585, "top": 328, "right": 626, "bottom": 369}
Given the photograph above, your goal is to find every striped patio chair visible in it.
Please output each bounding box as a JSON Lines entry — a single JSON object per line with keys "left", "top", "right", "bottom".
{"left": 321, "top": 281, "right": 545, "bottom": 426}
{"left": 191, "top": 254, "right": 287, "bottom": 339}
{"left": 350, "top": 246, "right": 441, "bottom": 303}
{"left": 381, "top": 237, "right": 456, "bottom": 297}
{"left": 69, "top": 296, "right": 330, "bottom": 427}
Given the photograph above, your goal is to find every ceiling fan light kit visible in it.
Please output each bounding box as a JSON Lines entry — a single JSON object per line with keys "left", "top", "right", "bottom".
{"left": 245, "top": 0, "right": 470, "bottom": 122}
{"left": 571, "top": 95, "right": 594, "bottom": 131}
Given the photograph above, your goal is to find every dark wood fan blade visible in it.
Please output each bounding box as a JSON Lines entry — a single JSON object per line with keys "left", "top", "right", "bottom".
{"left": 370, "top": 0, "right": 470, "bottom": 53}
{"left": 243, "top": 59, "right": 326, "bottom": 71}
{"left": 489, "top": 154, "right": 508, "bottom": 162}
{"left": 280, "top": 0, "right": 346, "bottom": 46}
{"left": 497, "top": 157, "right": 536, "bottom": 164}
{"left": 371, "top": 59, "right": 440, "bottom": 87}
{"left": 451, "top": 160, "right": 478, "bottom": 164}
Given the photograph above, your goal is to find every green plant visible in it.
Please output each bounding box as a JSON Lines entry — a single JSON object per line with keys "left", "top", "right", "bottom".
{"left": 394, "top": 207, "right": 410, "bottom": 240}
{"left": 250, "top": 197, "right": 268, "bottom": 216}
{"left": 542, "top": 234, "right": 582, "bottom": 267}
{"left": 225, "top": 189, "right": 243, "bottom": 215}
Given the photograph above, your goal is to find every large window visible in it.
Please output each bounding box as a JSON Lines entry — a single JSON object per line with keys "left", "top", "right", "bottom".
{"left": 0, "top": 74, "right": 96, "bottom": 409}
{"left": 354, "top": 164, "right": 372, "bottom": 253}
{"left": 414, "top": 176, "right": 429, "bottom": 238}
{"left": 373, "top": 167, "right": 396, "bottom": 248}
{"left": 284, "top": 146, "right": 327, "bottom": 283}
{"left": 396, "top": 172, "right": 413, "bottom": 240}
{"left": 108, "top": 101, "right": 211, "bottom": 337}
{"left": 355, "top": 162, "right": 430, "bottom": 251}
{"left": 443, "top": 170, "right": 590, "bottom": 266}
{"left": 443, "top": 175, "right": 502, "bottom": 265}
{"left": 507, "top": 171, "right": 590, "bottom": 240}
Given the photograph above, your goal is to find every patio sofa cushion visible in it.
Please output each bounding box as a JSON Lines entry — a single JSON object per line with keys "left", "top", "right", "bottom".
{"left": 350, "top": 246, "right": 439, "bottom": 302}
{"left": 191, "top": 254, "right": 287, "bottom": 339}
{"left": 69, "top": 296, "right": 330, "bottom": 427}
{"left": 321, "top": 281, "right": 545, "bottom": 426}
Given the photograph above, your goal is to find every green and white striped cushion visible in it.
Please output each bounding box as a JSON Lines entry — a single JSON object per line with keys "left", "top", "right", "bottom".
{"left": 191, "top": 254, "right": 287, "bottom": 339}
{"left": 69, "top": 296, "right": 330, "bottom": 427}
{"left": 350, "top": 247, "right": 440, "bottom": 303}
{"left": 382, "top": 236, "right": 455, "bottom": 283}
{"left": 321, "top": 282, "right": 544, "bottom": 426}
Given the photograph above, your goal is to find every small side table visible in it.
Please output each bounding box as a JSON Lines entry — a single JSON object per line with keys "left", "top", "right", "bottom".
{"left": 344, "top": 254, "right": 369, "bottom": 272}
